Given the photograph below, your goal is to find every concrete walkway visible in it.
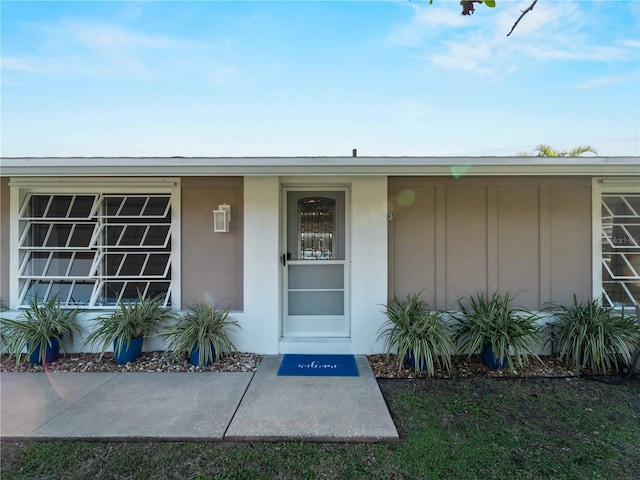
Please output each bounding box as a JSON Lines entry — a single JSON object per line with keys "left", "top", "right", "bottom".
{"left": 0, "top": 355, "right": 398, "bottom": 442}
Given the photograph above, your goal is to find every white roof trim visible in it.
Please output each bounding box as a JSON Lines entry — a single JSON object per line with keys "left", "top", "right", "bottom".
{"left": 1, "top": 156, "right": 638, "bottom": 177}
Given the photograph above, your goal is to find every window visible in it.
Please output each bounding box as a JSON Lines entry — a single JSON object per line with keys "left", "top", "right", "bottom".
{"left": 298, "top": 196, "right": 336, "bottom": 260}
{"left": 18, "top": 192, "right": 174, "bottom": 307}
{"left": 601, "top": 193, "right": 640, "bottom": 306}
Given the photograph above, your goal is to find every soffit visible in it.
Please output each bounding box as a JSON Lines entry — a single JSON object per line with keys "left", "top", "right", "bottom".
{"left": 1, "top": 156, "right": 638, "bottom": 177}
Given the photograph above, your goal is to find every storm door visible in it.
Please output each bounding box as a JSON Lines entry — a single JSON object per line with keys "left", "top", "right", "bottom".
{"left": 282, "top": 190, "right": 349, "bottom": 338}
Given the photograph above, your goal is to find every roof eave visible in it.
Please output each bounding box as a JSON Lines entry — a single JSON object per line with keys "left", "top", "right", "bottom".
{"left": 1, "top": 156, "right": 638, "bottom": 177}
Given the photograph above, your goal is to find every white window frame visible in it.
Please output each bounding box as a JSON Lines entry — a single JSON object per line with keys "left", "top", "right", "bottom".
{"left": 592, "top": 177, "right": 640, "bottom": 307}
{"left": 9, "top": 178, "right": 181, "bottom": 309}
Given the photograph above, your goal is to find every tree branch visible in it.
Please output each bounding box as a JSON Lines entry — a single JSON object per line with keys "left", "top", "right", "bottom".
{"left": 506, "top": 0, "right": 539, "bottom": 36}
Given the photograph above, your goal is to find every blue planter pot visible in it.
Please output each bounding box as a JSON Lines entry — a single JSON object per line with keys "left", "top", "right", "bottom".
{"left": 405, "top": 350, "right": 427, "bottom": 371}
{"left": 189, "top": 344, "right": 216, "bottom": 367}
{"left": 113, "top": 337, "right": 144, "bottom": 365}
{"left": 481, "top": 344, "right": 508, "bottom": 369}
{"left": 29, "top": 338, "right": 60, "bottom": 365}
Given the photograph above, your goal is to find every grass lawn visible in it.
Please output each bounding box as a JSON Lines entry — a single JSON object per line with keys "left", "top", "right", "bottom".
{"left": 1, "top": 377, "right": 638, "bottom": 479}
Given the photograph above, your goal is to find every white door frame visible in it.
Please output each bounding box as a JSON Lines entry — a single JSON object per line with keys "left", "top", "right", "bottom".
{"left": 281, "top": 185, "right": 351, "bottom": 341}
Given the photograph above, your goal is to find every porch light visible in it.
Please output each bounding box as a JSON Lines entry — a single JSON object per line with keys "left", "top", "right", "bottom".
{"left": 213, "top": 204, "right": 231, "bottom": 232}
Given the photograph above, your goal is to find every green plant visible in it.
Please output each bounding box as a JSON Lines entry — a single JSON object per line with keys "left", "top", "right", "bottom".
{"left": 377, "top": 292, "right": 454, "bottom": 375}
{"left": 453, "top": 291, "right": 541, "bottom": 370}
{"left": 160, "top": 301, "right": 240, "bottom": 365}
{"left": 545, "top": 295, "right": 640, "bottom": 375}
{"left": 1, "top": 294, "right": 82, "bottom": 365}
{"left": 83, "top": 292, "right": 174, "bottom": 357}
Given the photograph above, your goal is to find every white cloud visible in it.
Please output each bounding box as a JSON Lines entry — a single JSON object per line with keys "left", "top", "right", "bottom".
{"left": 386, "top": 4, "right": 466, "bottom": 47}
{"left": 426, "top": 35, "right": 496, "bottom": 75}
{"left": 523, "top": 43, "right": 634, "bottom": 62}
{"left": 209, "top": 66, "right": 238, "bottom": 87}
{"left": 495, "top": 0, "right": 581, "bottom": 38}
{"left": 1, "top": 56, "right": 36, "bottom": 72}
{"left": 576, "top": 75, "right": 623, "bottom": 89}
{"left": 3, "top": 18, "right": 217, "bottom": 79}
{"left": 620, "top": 39, "right": 640, "bottom": 49}
{"left": 387, "top": 1, "right": 638, "bottom": 77}
{"left": 1, "top": 53, "right": 138, "bottom": 76}
{"left": 576, "top": 70, "right": 640, "bottom": 89}
{"left": 31, "top": 18, "right": 192, "bottom": 56}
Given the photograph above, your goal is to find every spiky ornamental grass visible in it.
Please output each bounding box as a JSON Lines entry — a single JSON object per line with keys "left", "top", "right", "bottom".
{"left": 160, "top": 301, "right": 240, "bottom": 366}
{"left": 453, "top": 291, "right": 542, "bottom": 371}
{"left": 83, "top": 292, "right": 175, "bottom": 358}
{"left": 1, "top": 294, "right": 82, "bottom": 365}
{"left": 545, "top": 296, "right": 640, "bottom": 375}
{"left": 377, "top": 293, "right": 455, "bottom": 376}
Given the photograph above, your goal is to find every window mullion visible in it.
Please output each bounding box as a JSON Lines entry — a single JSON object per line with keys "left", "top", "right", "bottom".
{"left": 621, "top": 196, "right": 638, "bottom": 216}
{"left": 619, "top": 282, "right": 635, "bottom": 305}
{"left": 42, "top": 195, "right": 53, "bottom": 218}
{"left": 89, "top": 194, "right": 103, "bottom": 218}
{"left": 140, "top": 253, "right": 151, "bottom": 277}
{"left": 116, "top": 253, "right": 127, "bottom": 276}
{"left": 65, "top": 252, "right": 76, "bottom": 277}
{"left": 89, "top": 251, "right": 104, "bottom": 277}
{"left": 116, "top": 224, "right": 127, "bottom": 247}
{"left": 140, "top": 225, "right": 151, "bottom": 246}
{"left": 141, "top": 196, "right": 151, "bottom": 216}
{"left": 620, "top": 254, "right": 639, "bottom": 278}
{"left": 116, "top": 197, "right": 126, "bottom": 217}
{"left": 42, "top": 252, "right": 54, "bottom": 279}
{"left": 66, "top": 224, "right": 75, "bottom": 248}
{"left": 619, "top": 224, "right": 639, "bottom": 247}
{"left": 90, "top": 280, "right": 103, "bottom": 307}
{"left": 41, "top": 223, "right": 53, "bottom": 249}
{"left": 163, "top": 256, "right": 171, "bottom": 277}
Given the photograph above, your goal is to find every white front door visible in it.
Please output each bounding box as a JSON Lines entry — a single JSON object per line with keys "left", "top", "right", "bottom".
{"left": 282, "top": 189, "right": 349, "bottom": 338}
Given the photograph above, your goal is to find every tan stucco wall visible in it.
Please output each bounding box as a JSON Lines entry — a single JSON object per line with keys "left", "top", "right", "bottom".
{"left": 181, "top": 177, "right": 243, "bottom": 310}
{"left": 388, "top": 177, "right": 592, "bottom": 310}
{"left": 0, "top": 178, "right": 10, "bottom": 306}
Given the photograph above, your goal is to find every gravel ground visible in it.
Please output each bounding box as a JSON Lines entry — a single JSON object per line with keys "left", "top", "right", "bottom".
{"left": 0, "top": 352, "right": 262, "bottom": 373}
{"left": 1, "top": 351, "right": 579, "bottom": 378}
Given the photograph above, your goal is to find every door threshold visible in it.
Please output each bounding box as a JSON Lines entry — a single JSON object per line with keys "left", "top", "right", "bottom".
{"left": 279, "top": 337, "right": 352, "bottom": 354}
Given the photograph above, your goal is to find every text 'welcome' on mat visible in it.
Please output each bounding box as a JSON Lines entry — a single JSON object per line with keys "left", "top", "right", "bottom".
{"left": 277, "top": 354, "right": 360, "bottom": 376}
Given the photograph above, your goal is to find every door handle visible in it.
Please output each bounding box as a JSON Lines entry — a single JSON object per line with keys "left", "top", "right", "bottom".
{"left": 282, "top": 252, "right": 291, "bottom": 266}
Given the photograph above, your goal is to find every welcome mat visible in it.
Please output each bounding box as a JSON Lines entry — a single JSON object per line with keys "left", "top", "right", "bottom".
{"left": 277, "top": 354, "right": 359, "bottom": 377}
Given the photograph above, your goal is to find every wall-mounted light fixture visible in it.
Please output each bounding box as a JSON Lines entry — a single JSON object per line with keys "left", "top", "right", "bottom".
{"left": 213, "top": 204, "right": 231, "bottom": 232}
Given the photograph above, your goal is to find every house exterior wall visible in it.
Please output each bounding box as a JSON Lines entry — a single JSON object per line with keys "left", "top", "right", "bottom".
{"left": 0, "top": 177, "right": 9, "bottom": 305}
{"left": 236, "top": 176, "right": 281, "bottom": 353}
{"left": 347, "top": 176, "right": 388, "bottom": 353}
{"left": 2, "top": 167, "right": 629, "bottom": 356}
{"left": 180, "top": 177, "right": 244, "bottom": 310}
{"left": 388, "top": 176, "right": 592, "bottom": 310}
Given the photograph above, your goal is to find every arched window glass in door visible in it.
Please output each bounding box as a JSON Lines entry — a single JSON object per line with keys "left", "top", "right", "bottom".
{"left": 298, "top": 196, "right": 335, "bottom": 260}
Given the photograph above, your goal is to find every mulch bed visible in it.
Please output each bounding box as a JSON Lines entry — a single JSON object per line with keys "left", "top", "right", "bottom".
{"left": 368, "top": 354, "right": 579, "bottom": 378}
{"left": 0, "top": 351, "right": 263, "bottom": 373}
{"left": 0, "top": 352, "right": 585, "bottom": 378}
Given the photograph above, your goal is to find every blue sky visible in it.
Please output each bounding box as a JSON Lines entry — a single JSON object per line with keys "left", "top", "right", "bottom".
{"left": 2, "top": 0, "right": 639, "bottom": 157}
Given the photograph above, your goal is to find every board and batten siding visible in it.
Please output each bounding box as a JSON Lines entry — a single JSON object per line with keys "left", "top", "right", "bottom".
{"left": 180, "top": 177, "right": 244, "bottom": 310}
{"left": 388, "top": 177, "right": 592, "bottom": 310}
